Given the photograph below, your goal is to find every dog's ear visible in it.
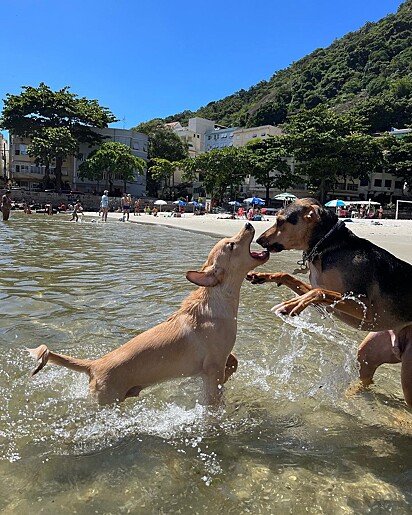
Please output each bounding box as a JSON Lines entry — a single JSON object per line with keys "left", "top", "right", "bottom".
{"left": 304, "top": 204, "right": 321, "bottom": 223}
{"left": 186, "top": 267, "right": 223, "bottom": 287}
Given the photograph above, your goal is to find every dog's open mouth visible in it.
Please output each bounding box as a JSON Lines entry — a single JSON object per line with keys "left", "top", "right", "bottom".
{"left": 250, "top": 250, "right": 270, "bottom": 261}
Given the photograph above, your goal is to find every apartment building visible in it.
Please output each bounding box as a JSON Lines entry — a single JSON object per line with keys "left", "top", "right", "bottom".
{"left": 205, "top": 127, "right": 238, "bottom": 151}
{"left": 170, "top": 117, "right": 215, "bottom": 158}
{"left": 9, "top": 128, "right": 148, "bottom": 196}
{"left": 0, "top": 133, "right": 9, "bottom": 185}
{"left": 232, "top": 125, "right": 283, "bottom": 147}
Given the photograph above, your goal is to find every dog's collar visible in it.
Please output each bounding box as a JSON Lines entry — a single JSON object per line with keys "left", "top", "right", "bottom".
{"left": 297, "top": 220, "right": 345, "bottom": 271}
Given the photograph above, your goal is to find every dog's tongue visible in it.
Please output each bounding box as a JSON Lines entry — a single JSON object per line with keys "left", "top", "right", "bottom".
{"left": 250, "top": 250, "right": 269, "bottom": 259}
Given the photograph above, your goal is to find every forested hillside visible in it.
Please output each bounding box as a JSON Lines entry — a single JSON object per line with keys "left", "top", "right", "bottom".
{"left": 163, "top": 0, "right": 412, "bottom": 133}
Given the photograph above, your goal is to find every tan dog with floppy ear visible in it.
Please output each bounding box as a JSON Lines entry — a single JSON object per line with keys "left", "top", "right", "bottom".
{"left": 28, "top": 223, "right": 269, "bottom": 406}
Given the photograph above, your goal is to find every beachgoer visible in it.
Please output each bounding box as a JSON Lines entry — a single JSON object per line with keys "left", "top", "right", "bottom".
{"left": 101, "top": 190, "right": 109, "bottom": 221}
{"left": 134, "top": 199, "right": 141, "bottom": 216}
{"left": 1, "top": 190, "right": 12, "bottom": 221}
{"left": 70, "top": 200, "right": 82, "bottom": 222}
{"left": 378, "top": 206, "right": 384, "bottom": 219}
{"left": 121, "top": 193, "right": 132, "bottom": 221}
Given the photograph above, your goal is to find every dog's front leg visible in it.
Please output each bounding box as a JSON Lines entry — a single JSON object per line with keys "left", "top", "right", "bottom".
{"left": 202, "top": 364, "right": 226, "bottom": 405}
{"left": 273, "top": 288, "right": 372, "bottom": 321}
{"left": 246, "top": 271, "right": 312, "bottom": 295}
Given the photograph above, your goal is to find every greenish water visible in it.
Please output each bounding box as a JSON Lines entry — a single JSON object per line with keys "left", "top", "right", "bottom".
{"left": 0, "top": 213, "right": 411, "bottom": 514}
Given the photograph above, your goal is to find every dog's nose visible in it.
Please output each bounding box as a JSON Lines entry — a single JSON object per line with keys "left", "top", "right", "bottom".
{"left": 256, "top": 235, "right": 266, "bottom": 247}
{"left": 245, "top": 222, "right": 253, "bottom": 231}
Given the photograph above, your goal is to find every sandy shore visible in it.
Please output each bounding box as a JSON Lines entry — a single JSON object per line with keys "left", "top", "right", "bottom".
{"left": 83, "top": 211, "right": 412, "bottom": 264}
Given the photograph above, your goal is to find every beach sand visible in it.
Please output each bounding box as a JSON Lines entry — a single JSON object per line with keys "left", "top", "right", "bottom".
{"left": 83, "top": 211, "right": 412, "bottom": 264}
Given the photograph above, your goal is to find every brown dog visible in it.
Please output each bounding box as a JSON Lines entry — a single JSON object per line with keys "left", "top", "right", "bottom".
{"left": 247, "top": 198, "right": 412, "bottom": 406}
{"left": 28, "top": 223, "right": 269, "bottom": 405}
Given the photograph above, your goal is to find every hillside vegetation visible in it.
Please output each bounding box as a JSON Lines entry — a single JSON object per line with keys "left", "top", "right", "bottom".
{"left": 162, "top": 0, "right": 412, "bottom": 133}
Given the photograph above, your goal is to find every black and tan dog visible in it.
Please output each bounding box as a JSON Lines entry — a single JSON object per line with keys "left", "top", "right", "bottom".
{"left": 247, "top": 198, "right": 412, "bottom": 406}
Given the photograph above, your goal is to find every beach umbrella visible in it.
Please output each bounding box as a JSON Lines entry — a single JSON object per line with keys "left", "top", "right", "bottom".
{"left": 228, "top": 200, "right": 242, "bottom": 212}
{"left": 154, "top": 199, "right": 167, "bottom": 212}
{"left": 244, "top": 197, "right": 265, "bottom": 205}
{"left": 173, "top": 200, "right": 187, "bottom": 206}
{"left": 325, "top": 199, "right": 346, "bottom": 207}
{"left": 189, "top": 200, "right": 200, "bottom": 212}
{"left": 273, "top": 192, "right": 297, "bottom": 201}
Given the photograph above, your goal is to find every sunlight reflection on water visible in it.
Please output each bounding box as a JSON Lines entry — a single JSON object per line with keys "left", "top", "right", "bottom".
{"left": 0, "top": 213, "right": 411, "bottom": 513}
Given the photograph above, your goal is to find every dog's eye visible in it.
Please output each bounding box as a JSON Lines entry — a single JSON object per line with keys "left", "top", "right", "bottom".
{"left": 276, "top": 218, "right": 285, "bottom": 227}
{"left": 228, "top": 242, "right": 235, "bottom": 250}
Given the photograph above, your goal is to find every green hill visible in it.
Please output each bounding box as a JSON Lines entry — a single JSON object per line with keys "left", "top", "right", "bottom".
{"left": 162, "top": 0, "right": 412, "bottom": 133}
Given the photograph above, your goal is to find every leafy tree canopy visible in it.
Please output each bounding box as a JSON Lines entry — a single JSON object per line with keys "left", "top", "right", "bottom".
{"left": 1, "top": 83, "right": 117, "bottom": 189}
{"left": 182, "top": 146, "right": 250, "bottom": 201}
{"left": 131, "top": 120, "right": 188, "bottom": 162}
{"left": 79, "top": 141, "right": 145, "bottom": 192}
{"left": 283, "top": 106, "right": 384, "bottom": 202}
{"left": 245, "top": 136, "right": 296, "bottom": 204}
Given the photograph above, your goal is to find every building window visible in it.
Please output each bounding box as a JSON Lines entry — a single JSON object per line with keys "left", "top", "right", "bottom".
{"left": 374, "top": 179, "right": 382, "bottom": 187}
{"left": 252, "top": 134, "right": 257, "bottom": 138}
{"left": 261, "top": 132, "right": 266, "bottom": 136}
{"left": 384, "top": 179, "right": 392, "bottom": 188}
{"left": 347, "top": 183, "right": 357, "bottom": 191}
{"left": 360, "top": 178, "right": 369, "bottom": 186}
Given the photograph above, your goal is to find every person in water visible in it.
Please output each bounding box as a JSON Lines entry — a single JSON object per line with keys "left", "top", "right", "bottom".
{"left": 1, "top": 190, "right": 12, "bottom": 221}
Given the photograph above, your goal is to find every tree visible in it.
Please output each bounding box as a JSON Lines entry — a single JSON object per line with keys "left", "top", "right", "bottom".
{"left": 131, "top": 120, "right": 188, "bottom": 196}
{"left": 78, "top": 142, "right": 145, "bottom": 192}
{"left": 384, "top": 133, "right": 412, "bottom": 188}
{"left": 182, "top": 146, "right": 250, "bottom": 202}
{"left": 246, "top": 136, "right": 296, "bottom": 204}
{"left": 0, "top": 83, "right": 117, "bottom": 190}
{"left": 27, "top": 127, "right": 77, "bottom": 189}
{"left": 283, "top": 106, "right": 384, "bottom": 203}
{"left": 148, "top": 158, "right": 178, "bottom": 198}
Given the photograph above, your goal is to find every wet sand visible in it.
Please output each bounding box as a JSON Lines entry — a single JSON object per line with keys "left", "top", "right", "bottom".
{"left": 82, "top": 211, "right": 412, "bottom": 264}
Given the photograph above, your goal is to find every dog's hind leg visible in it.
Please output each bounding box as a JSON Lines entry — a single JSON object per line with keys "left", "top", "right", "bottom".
{"left": 224, "top": 353, "right": 238, "bottom": 383}
{"left": 357, "top": 331, "right": 401, "bottom": 386}
{"left": 401, "top": 341, "right": 412, "bottom": 407}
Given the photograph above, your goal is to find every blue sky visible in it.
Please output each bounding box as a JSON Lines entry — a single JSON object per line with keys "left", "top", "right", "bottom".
{"left": 1, "top": 0, "right": 405, "bottom": 134}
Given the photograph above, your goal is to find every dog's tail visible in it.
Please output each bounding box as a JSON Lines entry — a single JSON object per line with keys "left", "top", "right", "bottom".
{"left": 27, "top": 344, "right": 93, "bottom": 377}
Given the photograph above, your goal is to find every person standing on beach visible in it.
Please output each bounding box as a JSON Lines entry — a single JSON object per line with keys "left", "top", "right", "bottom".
{"left": 121, "top": 193, "right": 131, "bottom": 221}
{"left": 1, "top": 190, "right": 12, "bottom": 221}
{"left": 134, "top": 199, "right": 141, "bottom": 216}
{"left": 101, "top": 190, "right": 109, "bottom": 222}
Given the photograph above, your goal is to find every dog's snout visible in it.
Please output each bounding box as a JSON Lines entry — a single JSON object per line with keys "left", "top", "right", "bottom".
{"left": 256, "top": 235, "right": 266, "bottom": 247}
{"left": 245, "top": 222, "right": 253, "bottom": 231}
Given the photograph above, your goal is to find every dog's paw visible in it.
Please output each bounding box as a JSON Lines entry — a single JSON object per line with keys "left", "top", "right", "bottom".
{"left": 246, "top": 272, "right": 266, "bottom": 284}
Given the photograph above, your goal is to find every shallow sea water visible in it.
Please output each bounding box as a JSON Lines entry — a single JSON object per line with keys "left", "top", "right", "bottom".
{"left": 0, "top": 213, "right": 411, "bottom": 514}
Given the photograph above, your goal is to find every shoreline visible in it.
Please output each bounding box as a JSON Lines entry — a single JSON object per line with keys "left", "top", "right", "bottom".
{"left": 82, "top": 211, "right": 412, "bottom": 264}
